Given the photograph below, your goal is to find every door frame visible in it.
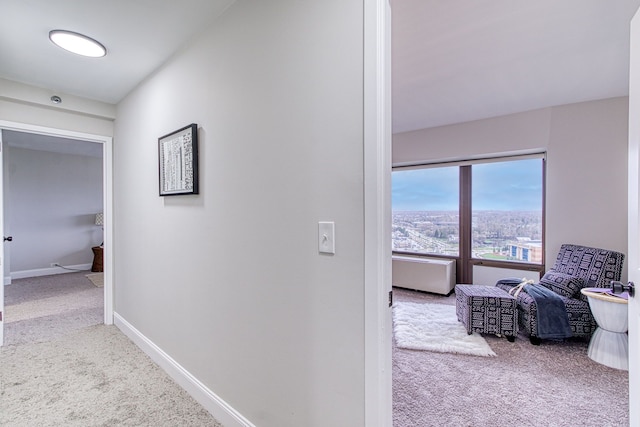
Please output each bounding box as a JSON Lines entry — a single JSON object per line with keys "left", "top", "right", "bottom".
{"left": 364, "top": 0, "right": 392, "bottom": 425}
{"left": 627, "top": 7, "right": 640, "bottom": 425}
{"left": 0, "top": 130, "right": 5, "bottom": 344}
{"left": 0, "top": 120, "right": 114, "bottom": 328}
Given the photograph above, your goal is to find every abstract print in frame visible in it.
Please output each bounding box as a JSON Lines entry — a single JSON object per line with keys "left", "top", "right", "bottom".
{"left": 158, "top": 123, "right": 199, "bottom": 196}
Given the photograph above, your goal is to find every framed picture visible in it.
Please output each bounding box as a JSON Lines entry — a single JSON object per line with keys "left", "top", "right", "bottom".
{"left": 158, "top": 123, "right": 199, "bottom": 196}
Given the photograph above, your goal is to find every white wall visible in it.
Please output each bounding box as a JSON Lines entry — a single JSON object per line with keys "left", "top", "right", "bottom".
{"left": 5, "top": 146, "right": 103, "bottom": 274}
{"left": 113, "top": 1, "right": 368, "bottom": 426}
{"left": 0, "top": 78, "right": 115, "bottom": 137}
{"left": 393, "top": 97, "right": 629, "bottom": 278}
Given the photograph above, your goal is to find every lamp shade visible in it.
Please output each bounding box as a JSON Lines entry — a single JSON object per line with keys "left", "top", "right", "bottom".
{"left": 95, "top": 213, "right": 104, "bottom": 226}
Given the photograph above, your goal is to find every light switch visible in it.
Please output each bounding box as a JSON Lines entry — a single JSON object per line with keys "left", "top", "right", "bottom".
{"left": 318, "top": 221, "right": 335, "bottom": 254}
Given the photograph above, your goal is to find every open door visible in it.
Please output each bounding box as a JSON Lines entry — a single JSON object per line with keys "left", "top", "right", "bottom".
{"left": 628, "top": 8, "right": 640, "bottom": 426}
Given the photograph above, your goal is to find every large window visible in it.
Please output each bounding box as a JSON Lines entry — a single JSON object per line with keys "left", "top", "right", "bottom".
{"left": 392, "top": 166, "right": 459, "bottom": 255}
{"left": 471, "top": 159, "right": 543, "bottom": 263}
{"left": 392, "top": 155, "right": 545, "bottom": 276}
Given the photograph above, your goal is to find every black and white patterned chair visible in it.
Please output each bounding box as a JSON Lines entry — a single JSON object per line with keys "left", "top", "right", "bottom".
{"left": 495, "top": 244, "right": 625, "bottom": 345}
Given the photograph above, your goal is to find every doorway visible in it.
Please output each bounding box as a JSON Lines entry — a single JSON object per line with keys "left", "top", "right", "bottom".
{"left": 0, "top": 120, "right": 113, "bottom": 346}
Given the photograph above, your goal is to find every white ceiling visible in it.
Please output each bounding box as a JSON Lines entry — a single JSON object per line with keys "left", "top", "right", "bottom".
{"left": 0, "top": 0, "right": 235, "bottom": 104}
{"left": 0, "top": 0, "right": 235, "bottom": 155}
{"left": 0, "top": 0, "right": 639, "bottom": 138}
{"left": 393, "top": 0, "right": 640, "bottom": 132}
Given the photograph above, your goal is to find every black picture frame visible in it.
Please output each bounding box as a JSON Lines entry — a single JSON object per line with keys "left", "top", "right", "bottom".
{"left": 158, "top": 123, "right": 199, "bottom": 196}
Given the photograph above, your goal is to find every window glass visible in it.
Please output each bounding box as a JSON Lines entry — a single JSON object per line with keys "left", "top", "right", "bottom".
{"left": 392, "top": 167, "right": 459, "bottom": 255}
{"left": 471, "top": 159, "right": 543, "bottom": 264}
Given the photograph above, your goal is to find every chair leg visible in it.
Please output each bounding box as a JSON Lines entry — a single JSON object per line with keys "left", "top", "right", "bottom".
{"left": 529, "top": 336, "right": 541, "bottom": 345}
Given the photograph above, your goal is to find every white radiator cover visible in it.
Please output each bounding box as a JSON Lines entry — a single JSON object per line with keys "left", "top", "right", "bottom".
{"left": 392, "top": 256, "right": 456, "bottom": 295}
{"left": 472, "top": 265, "right": 540, "bottom": 287}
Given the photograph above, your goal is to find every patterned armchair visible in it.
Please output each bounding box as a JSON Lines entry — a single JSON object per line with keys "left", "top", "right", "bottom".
{"left": 495, "top": 244, "right": 625, "bottom": 345}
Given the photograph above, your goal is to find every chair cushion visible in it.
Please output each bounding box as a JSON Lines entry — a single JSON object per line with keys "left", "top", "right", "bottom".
{"left": 553, "top": 244, "right": 625, "bottom": 287}
{"left": 539, "top": 272, "right": 585, "bottom": 298}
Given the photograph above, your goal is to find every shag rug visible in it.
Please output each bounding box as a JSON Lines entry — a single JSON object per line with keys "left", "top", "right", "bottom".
{"left": 393, "top": 302, "right": 496, "bottom": 357}
{"left": 86, "top": 272, "right": 104, "bottom": 287}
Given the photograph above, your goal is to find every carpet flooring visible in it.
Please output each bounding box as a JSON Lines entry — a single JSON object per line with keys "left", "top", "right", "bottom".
{"left": 3, "top": 274, "right": 629, "bottom": 426}
{"left": 392, "top": 287, "right": 629, "bottom": 427}
{"left": 0, "top": 272, "right": 223, "bottom": 427}
{"left": 3, "top": 272, "right": 104, "bottom": 346}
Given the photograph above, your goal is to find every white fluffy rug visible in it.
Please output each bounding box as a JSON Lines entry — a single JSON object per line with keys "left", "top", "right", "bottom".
{"left": 393, "top": 302, "right": 496, "bottom": 357}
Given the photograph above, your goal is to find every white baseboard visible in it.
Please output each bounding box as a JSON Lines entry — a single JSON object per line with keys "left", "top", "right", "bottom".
{"left": 10, "top": 264, "right": 92, "bottom": 280}
{"left": 114, "top": 313, "right": 255, "bottom": 427}
{"left": 4, "top": 276, "right": 11, "bottom": 285}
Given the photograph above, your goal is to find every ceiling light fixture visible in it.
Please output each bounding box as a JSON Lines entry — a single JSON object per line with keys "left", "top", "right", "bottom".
{"left": 49, "top": 30, "right": 106, "bottom": 58}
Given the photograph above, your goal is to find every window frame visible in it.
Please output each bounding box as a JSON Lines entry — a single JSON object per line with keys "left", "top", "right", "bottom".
{"left": 392, "top": 154, "right": 546, "bottom": 283}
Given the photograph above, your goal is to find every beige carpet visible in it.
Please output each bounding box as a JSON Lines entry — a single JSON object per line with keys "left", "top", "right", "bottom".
{"left": 392, "top": 287, "right": 629, "bottom": 427}
{"left": 1, "top": 272, "right": 224, "bottom": 426}
{"left": 4, "top": 272, "right": 104, "bottom": 346}
{"left": 85, "top": 272, "right": 104, "bottom": 287}
{"left": 1, "top": 325, "right": 223, "bottom": 426}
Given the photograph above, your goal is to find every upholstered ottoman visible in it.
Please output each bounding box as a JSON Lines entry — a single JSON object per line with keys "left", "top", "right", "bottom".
{"left": 455, "top": 284, "right": 518, "bottom": 342}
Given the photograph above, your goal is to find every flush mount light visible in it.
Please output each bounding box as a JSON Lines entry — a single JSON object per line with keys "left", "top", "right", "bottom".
{"left": 49, "top": 30, "right": 106, "bottom": 58}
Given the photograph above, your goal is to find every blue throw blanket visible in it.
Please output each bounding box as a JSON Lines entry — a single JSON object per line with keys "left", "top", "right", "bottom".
{"left": 524, "top": 284, "right": 572, "bottom": 339}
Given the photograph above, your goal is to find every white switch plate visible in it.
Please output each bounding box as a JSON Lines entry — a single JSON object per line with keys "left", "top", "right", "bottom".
{"left": 318, "top": 221, "right": 335, "bottom": 254}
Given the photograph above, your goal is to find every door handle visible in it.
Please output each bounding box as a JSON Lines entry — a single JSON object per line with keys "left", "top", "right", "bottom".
{"left": 610, "top": 281, "right": 635, "bottom": 297}
{"left": 3, "top": 236, "right": 12, "bottom": 242}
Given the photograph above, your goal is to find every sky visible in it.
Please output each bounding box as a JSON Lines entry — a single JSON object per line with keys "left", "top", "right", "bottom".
{"left": 392, "top": 158, "right": 543, "bottom": 211}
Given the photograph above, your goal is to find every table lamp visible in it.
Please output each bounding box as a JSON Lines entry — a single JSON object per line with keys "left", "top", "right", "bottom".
{"left": 95, "top": 213, "right": 104, "bottom": 246}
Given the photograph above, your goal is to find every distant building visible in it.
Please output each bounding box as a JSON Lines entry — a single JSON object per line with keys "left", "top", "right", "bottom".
{"left": 508, "top": 239, "right": 542, "bottom": 263}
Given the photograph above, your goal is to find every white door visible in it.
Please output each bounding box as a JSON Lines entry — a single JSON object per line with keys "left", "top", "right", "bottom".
{"left": 0, "top": 130, "right": 4, "bottom": 346}
{"left": 628, "top": 8, "right": 640, "bottom": 426}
